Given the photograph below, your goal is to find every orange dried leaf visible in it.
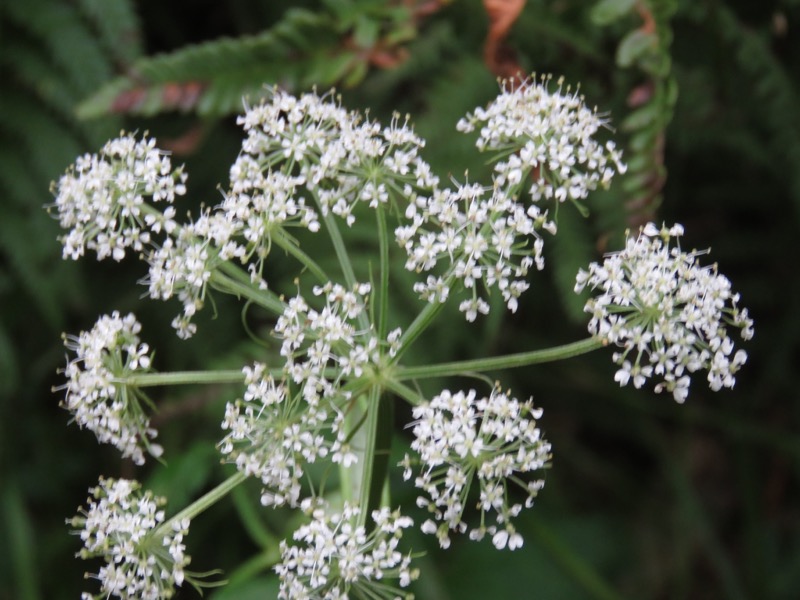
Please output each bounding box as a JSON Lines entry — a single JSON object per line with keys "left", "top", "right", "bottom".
{"left": 482, "top": 0, "right": 527, "bottom": 79}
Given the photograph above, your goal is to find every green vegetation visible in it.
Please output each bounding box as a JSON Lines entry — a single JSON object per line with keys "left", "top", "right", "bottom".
{"left": 1, "top": 1, "right": 798, "bottom": 598}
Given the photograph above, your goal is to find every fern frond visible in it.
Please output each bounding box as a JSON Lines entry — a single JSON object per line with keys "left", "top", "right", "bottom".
{"left": 0, "top": 89, "right": 84, "bottom": 184}
{"left": 2, "top": 32, "right": 83, "bottom": 118}
{"left": 715, "top": 4, "right": 800, "bottom": 219}
{"left": 0, "top": 208, "right": 67, "bottom": 330}
{"left": 0, "top": 1, "right": 138, "bottom": 338}
{"left": 0, "top": 321, "right": 20, "bottom": 396}
{"left": 76, "top": 2, "right": 426, "bottom": 119}
{"left": 75, "top": 0, "right": 142, "bottom": 65}
{"left": 77, "top": 8, "right": 339, "bottom": 118}
{"left": 2, "top": 0, "right": 112, "bottom": 94}
{"left": 593, "top": 0, "right": 677, "bottom": 227}
{"left": 0, "top": 146, "right": 42, "bottom": 210}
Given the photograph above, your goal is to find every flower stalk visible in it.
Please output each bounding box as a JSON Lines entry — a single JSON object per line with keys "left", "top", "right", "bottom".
{"left": 395, "top": 337, "right": 603, "bottom": 380}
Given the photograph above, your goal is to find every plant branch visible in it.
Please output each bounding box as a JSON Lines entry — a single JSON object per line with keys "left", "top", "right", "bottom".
{"left": 395, "top": 337, "right": 603, "bottom": 380}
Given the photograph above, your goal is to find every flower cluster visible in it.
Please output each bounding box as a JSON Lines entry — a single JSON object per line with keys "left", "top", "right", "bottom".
{"left": 220, "top": 165, "right": 320, "bottom": 254}
{"left": 52, "top": 74, "right": 759, "bottom": 600}
{"left": 220, "top": 282, "right": 403, "bottom": 505}
{"left": 234, "top": 89, "right": 438, "bottom": 227}
{"left": 144, "top": 216, "right": 217, "bottom": 339}
{"left": 402, "top": 389, "right": 551, "bottom": 550}
{"left": 456, "top": 74, "right": 626, "bottom": 204}
{"left": 219, "top": 363, "right": 340, "bottom": 507}
{"left": 276, "top": 500, "right": 417, "bottom": 599}
{"left": 68, "top": 477, "right": 190, "bottom": 600}
{"left": 139, "top": 88, "right": 441, "bottom": 338}
{"left": 575, "top": 223, "right": 754, "bottom": 402}
{"left": 51, "top": 133, "right": 185, "bottom": 261}
{"left": 397, "top": 181, "right": 555, "bottom": 320}
{"left": 275, "top": 282, "right": 401, "bottom": 404}
{"left": 58, "top": 312, "right": 161, "bottom": 465}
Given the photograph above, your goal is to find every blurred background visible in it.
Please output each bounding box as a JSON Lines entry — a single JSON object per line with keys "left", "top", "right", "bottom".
{"left": 1, "top": 0, "right": 798, "bottom": 598}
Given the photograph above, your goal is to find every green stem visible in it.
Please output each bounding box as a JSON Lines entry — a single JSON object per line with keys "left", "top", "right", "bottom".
{"left": 211, "top": 267, "right": 285, "bottom": 314}
{"left": 318, "top": 208, "right": 370, "bottom": 332}
{"left": 117, "top": 369, "right": 248, "bottom": 387}
{"left": 227, "top": 547, "right": 282, "bottom": 586}
{"left": 272, "top": 228, "right": 329, "bottom": 283}
{"left": 140, "top": 203, "right": 286, "bottom": 315}
{"left": 376, "top": 205, "right": 390, "bottom": 341}
{"left": 321, "top": 208, "right": 357, "bottom": 288}
{"left": 390, "top": 280, "right": 454, "bottom": 366}
{"left": 383, "top": 377, "right": 427, "bottom": 407}
{"left": 231, "top": 485, "right": 282, "bottom": 549}
{"left": 395, "top": 337, "right": 603, "bottom": 380}
{"left": 120, "top": 366, "right": 344, "bottom": 388}
{"left": 356, "top": 386, "right": 392, "bottom": 529}
{"left": 152, "top": 471, "right": 246, "bottom": 539}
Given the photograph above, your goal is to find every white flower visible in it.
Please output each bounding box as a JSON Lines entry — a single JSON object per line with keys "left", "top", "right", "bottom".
{"left": 457, "top": 74, "right": 626, "bottom": 205}
{"left": 220, "top": 280, "right": 408, "bottom": 508}
{"left": 402, "top": 388, "right": 551, "bottom": 549}
{"left": 51, "top": 133, "right": 185, "bottom": 261}
{"left": 236, "top": 90, "right": 437, "bottom": 228}
{"left": 67, "top": 477, "right": 191, "bottom": 600}
{"left": 143, "top": 219, "right": 214, "bottom": 339}
{"left": 275, "top": 282, "right": 401, "bottom": 404}
{"left": 221, "top": 156, "right": 321, "bottom": 262}
{"left": 275, "top": 500, "right": 417, "bottom": 599}
{"left": 56, "top": 312, "right": 161, "bottom": 465}
{"left": 398, "top": 181, "right": 552, "bottom": 320}
{"left": 576, "top": 223, "right": 754, "bottom": 402}
{"left": 218, "top": 365, "right": 327, "bottom": 508}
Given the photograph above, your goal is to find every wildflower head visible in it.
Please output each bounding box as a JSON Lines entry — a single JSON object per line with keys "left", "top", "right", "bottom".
{"left": 402, "top": 388, "right": 551, "bottom": 550}
{"left": 57, "top": 312, "right": 161, "bottom": 465}
{"left": 51, "top": 133, "right": 184, "bottom": 261}
{"left": 218, "top": 364, "right": 333, "bottom": 508}
{"left": 397, "top": 180, "right": 553, "bottom": 321}
{"left": 456, "top": 74, "right": 626, "bottom": 204}
{"left": 275, "top": 499, "right": 418, "bottom": 599}
{"left": 236, "top": 89, "right": 437, "bottom": 227}
{"left": 275, "top": 282, "right": 401, "bottom": 402}
{"left": 575, "top": 223, "right": 754, "bottom": 402}
{"left": 68, "top": 477, "right": 191, "bottom": 600}
{"left": 221, "top": 284, "right": 404, "bottom": 506}
{"left": 143, "top": 218, "right": 215, "bottom": 340}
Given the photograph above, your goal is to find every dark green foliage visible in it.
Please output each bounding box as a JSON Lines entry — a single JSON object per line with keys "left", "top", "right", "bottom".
{"left": 0, "top": 0, "right": 128, "bottom": 411}
{"left": 77, "top": 3, "right": 420, "bottom": 119}
{"left": 714, "top": 3, "right": 800, "bottom": 223}
{"left": 0, "top": 2, "right": 140, "bottom": 598}
{"left": 591, "top": 0, "right": 679, "bottom": 228}
{"left": 3, "top": 1, "right": 799, "bottom": 599}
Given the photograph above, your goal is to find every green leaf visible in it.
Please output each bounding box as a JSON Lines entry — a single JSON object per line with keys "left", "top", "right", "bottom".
{"left": 306, "top": 51, "right": 357, "bottom": 88}
{"left": 590, "top": 0, "right": 637, "bottom": 26}
{"left": 342, "top": 57, "right": 369, "bottom": 87}
{"left": 628, "top": 127, "right": 657, "bottom": 152}
{"left": 353, "top": 14, "right": 380, "bottom": 47}
{"left": 620, "top": 102, "right": 660, "bottom": 131}
{"left": 616, "top": 29, "right": 656, "bottom": 68}
{"left": 3, "top": 0, "right": 113, "bottom": 94}
{"left": 623, "top": 151, "right": 654, "bottom": 175}
{"left": 621, "top": 169, "right": 654, "bottom": 193}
